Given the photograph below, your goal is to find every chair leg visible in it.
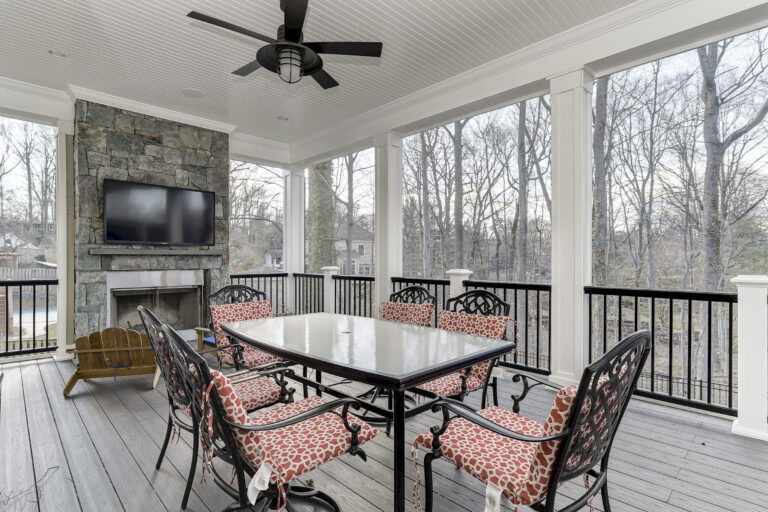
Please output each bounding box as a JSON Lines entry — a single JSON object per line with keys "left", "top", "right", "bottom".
{"left": 302, "top": 366, "right": 309, "bottom": 398}
{"left": 492, "top": 377, "right": 499, "bottom": 406}
{"left": 601, "top": 480, "right": 612, "bottom": 512}
{"left": 386, "top": 389, "right": 393, "bottom": 437}
{"left": 156, "top": 413, "right": 173, "bottom": 470}
{"left": 424, "top": 452, "right": 437, "bottom": 512}
{"left": 181, "top": 424, "right": 198, "bottom": 510}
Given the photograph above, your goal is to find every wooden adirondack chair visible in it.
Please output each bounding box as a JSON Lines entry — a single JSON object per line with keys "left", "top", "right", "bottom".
{"left": 63, "top": 326, "right": 157, "bottom": 397}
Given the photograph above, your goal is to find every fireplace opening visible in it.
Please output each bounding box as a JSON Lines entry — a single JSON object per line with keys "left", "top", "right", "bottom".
{"left": 112, "top": 286, "right": 202, "bottom": 331}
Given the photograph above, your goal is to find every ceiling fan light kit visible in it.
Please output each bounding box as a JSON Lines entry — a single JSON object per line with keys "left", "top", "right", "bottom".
{"left": 188, "top": 0, "right": 383, "bottom": 89}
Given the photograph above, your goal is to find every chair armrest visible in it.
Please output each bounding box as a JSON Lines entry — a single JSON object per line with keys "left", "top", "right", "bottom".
{"left": 221, "top": 397, "right": 363, "bottom": 433}
{"left": 195, "top": 327, "right": 213, "bottom": 335}
{"left": 507, "top": 373, "right": 564, "bottom": 413}
{"left": 430, "top": 398, "right": 568, "bottom": 444}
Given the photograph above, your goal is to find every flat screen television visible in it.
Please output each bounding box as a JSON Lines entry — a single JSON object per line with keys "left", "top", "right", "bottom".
{"left": 103, "top": 179, "right": 215, "bottom": 245}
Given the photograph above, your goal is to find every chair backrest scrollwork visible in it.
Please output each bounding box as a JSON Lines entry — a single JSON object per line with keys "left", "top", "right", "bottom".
{"left": 551, "top": 330, "right": 651, "bottom": 486}
{"left": 207, "top": 285, "right": 267, "bottom": 307}
{"left": 389, "top": 285, "right": 436, "bottom": 305}
{"left": 138, "top": 306, "right": 189, "bottom": 409}
{"left": 444, "top": 289, "right": 510, "bottom": 317}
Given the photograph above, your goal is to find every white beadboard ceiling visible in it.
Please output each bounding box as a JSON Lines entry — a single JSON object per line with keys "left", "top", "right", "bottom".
{"left": 0, "top": 0, "right": 634, "bottom": 143}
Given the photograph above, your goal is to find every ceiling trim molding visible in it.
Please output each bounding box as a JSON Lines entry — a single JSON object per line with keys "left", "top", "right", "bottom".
{"left": 230, "top": 131, "right": 291, "bottom": 167}
{"left": 0, "top": 76, "right": 74, "bottom": 123}
{"left": 289, "top": 0, "right": 768, "bottom": 165}
{"left": 67, "top": 85, "right": 237, "bottom": 133}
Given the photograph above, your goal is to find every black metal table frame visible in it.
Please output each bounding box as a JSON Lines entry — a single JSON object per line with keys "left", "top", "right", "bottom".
{"left": 221, "top": 319, "right": 514, "bottom": 512}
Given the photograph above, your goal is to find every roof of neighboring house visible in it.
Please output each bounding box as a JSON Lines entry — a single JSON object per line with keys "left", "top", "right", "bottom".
{"left": 0, "top": 232, "right": 40, "bottom": 251}
{"left": 336, "top": 224, "right": 373, "bottom": 241}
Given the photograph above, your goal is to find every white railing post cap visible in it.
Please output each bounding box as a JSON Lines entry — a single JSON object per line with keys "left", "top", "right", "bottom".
{"left": 446, "top": 269, "right": 473, "bottom": 277}
{"left": 321, "top": 266, "right": 340, "bottom": 273}
{"left": 730, "top": 275, "right": 768, "bottom": 287}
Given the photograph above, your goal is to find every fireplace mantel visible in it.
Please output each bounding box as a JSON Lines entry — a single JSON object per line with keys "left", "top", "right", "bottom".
{"left": 89, "top": 248, "right": 226, "bottom": 256}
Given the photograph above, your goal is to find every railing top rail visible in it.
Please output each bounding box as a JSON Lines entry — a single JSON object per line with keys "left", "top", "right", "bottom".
{"left": 391, "top": 276, "right": 450, "bottom": 285}
{"left": 292, "top": 273, "right": 324, "bottom": 278}
{"left": 0, "top": 279, "right": 59, "bottom": 286}
{"left": 230, "top": 272, "right": 289, "bottom": 278}
{"left": 584, "top": 285, "right": 737, "bottom": 302}
{"left": 332, "top": 274, "right": 375, "bottom": 282}
{"left": 464, "top": 279, "right": 551, "bottom": 292}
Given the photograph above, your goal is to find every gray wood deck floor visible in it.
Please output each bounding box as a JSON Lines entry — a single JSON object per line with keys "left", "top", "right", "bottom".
{"left": 1, "top": 357, "right": 767, "bottom": 512}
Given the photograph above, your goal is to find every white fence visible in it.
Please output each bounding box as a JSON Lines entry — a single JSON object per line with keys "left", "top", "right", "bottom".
{"left": 0, "top": 268, "right": 57, "bottom": 281}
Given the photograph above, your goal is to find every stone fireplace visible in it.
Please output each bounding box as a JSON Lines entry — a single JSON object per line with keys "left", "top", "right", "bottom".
{"left": 73, "top": 100, "right": 229, "bottom": 338}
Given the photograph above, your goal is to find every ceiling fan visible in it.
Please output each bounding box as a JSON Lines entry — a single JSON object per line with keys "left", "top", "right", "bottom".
{"left": 188, "top": 0, "right": 383, "bottom": 89}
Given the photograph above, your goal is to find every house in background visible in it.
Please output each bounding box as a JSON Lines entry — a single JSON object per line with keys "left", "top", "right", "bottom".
{"left": 264, "top": 249, "right": 283, "bottom": 269}
{"left": 335, "top": 225, "right": 373, "bottom": 275}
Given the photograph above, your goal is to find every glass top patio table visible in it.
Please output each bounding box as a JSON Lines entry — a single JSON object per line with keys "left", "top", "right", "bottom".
{"left": 219, "top": 312, "right": 515, "bottom": 390}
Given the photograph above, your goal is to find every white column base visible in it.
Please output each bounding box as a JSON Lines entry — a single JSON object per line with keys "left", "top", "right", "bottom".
{"left": 732, "top": 421, "right": 768, "bottom": 442}
{"left": 53, "top": 351, "right": 74, "bottom": 362}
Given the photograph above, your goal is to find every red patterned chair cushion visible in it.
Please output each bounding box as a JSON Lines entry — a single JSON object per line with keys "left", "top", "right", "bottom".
{"left": 204, "top": 370, "right": 377, "bottom": 504}
{"left": 174, "top": 373, "right": 282, "bottom": 414}
{"left": 412, "top": 385, "right": 578, "bottom": 507}
{"left": 379, "top": 301, "right": 434, "bottom": 327}
{"left": 417, "top": 311, "right": 508, "bottom": 397}
{"left": 210, "top": 301, "right": 282, "bottom": 367}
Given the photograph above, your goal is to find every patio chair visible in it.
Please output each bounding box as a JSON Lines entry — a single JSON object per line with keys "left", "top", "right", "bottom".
{"left": 416, "top": 290, "right": 513, "bottom": 408}
{"left": 162, "top": 321, "right": 378, "bottom": 512}
{"left": 412, "top": 330, "right": 651, "bottom": 512}
{"left": 379, "top": 285, "right": 436, "bottom": 327}
{"left": 207, "top": 285, "right": 284, "bottom": 371}
{"left": 138, "top": 306, "right": 290, "bottom": 510}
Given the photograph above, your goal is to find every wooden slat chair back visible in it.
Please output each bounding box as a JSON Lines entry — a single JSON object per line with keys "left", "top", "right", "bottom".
{"left": 63, "top": 326, "right": 156, "bottom": 397}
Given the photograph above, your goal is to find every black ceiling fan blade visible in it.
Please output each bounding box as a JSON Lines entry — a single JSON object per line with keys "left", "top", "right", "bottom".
{"left": 187, "top": 11, "right": 275, "bottom": 44}
{"left": 281, "top": 0, "right": 308, "bottom": 41}
{"left": 312, "top": 69, "right": 339, "bottom": 89}
{"left": 303, "top": 42, "right": 383, "bottom": 57}
{"left": 232, "top": 59, "right": 262, "bottom": 76}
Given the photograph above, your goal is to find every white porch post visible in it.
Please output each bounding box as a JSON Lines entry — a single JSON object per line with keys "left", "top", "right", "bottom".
{"left": 446, "top": 269, "right": 472, "bottom": 298}
{"left": 283, "top": 167, "right": 305, "bottom": 314}
{"left": 731, "top": 275, "right": 768, "bottom": 441}
{"left": 373, "top": 133, "right": 403, "bottom": 312}
{"left": 321, "top": 266, "right": 339, "bottom": 313}
{"left": 54, "top": 119, "right": 73, "bottom": 361}
{"left": 548, "top": 68, "right": 594, "bottom": 386}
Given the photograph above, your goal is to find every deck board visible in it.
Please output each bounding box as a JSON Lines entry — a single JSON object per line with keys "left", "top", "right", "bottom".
{"left": 0, "top": 357, "right": 765, "bottom": 512}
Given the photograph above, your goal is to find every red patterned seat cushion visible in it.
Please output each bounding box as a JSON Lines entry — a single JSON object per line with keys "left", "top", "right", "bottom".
{"left": 379, "top": 301, "right": 434, "bottom": 327}
{"left": 412, "top": 385, "right": 578, "bottom": 507}
{"left": 175, "top": 373, "right": 281, "bottom": 414}
{"left": 205, "top": 370, "right": 377, "bottom": 502}
{"left": 416, "top": 371, "right": 485, "bottom": 397}
{"left": 417, "top": 311, "right": 508, "bottom": 397}
{"left": 210, "top": 300, "right": 283, "bottom": 368}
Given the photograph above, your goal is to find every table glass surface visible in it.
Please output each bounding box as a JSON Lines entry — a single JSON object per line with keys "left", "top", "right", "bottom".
{"left": 221, "top": 313, "right": 514, "bottom": 385}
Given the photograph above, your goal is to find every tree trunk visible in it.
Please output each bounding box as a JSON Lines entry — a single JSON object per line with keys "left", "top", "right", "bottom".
{"left": 516, "top": 102, "right": 528, "bottom": 282}
{"left": 307, "top": 161, "right": 336, "bottom": 273}
{"left": 345, "top": 155, "right": 355, "bottom": 274}
{"left": 420, "top": 133, "right": 431, "bottom": 277}
{"left": 592, "top": 76, "right": 610, "bottom": 286}
{"left": 698, "top": 45, "right": 723, "bottom": 292}
{"left": 453, "top": 120, "right": 465, "bottom": 268}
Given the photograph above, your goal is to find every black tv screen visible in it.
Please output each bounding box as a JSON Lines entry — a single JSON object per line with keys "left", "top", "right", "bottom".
{"left": 103, "top": 180, "right": 215, "bottom": 245}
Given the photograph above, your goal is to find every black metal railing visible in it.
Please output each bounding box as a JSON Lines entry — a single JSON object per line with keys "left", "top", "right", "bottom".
{"left": 1, "top": 279, "right": 58, "bottom": 357}
{"left": 464, "top": 280, "right": 552, "bottom": 375}
{"left": 333, "top": 275, "right": 375, "bottom": 317}
{"left": 585, "top": 286, "right": 737, "bottom": 415}
{"left": 230, "top": 273, "right": 288, "bottom": 316}
{"left": 293, "top": 273, "right": 324, "bottom": 314}
{"left": 391, "top": 277, "right": 450, "bottom": 326}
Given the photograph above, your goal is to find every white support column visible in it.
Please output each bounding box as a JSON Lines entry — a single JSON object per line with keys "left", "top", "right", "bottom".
{"left": 54, "top": 119, "right": 73, "bottom": 361}
{"left": 548, "top": 68, "right": 594, "bottom": 386}
{"left": 321, "top": 266, "right": 339, "bottom": 313}
{"left": 446, "top": 269, "right": 472, "bottom": 298}
{"left": 373, "top": 133, "right": 403, "bottom": 312}
{"left": 283, "top": 167, "right": 306, "bottom": 314}
{"left": 731, "top": 275, "right": 768, "bottom": 441}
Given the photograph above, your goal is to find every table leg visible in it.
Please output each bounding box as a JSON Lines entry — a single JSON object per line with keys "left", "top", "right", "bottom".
{"left": 316, "top": 370, "right": 323, "bottom": 397}
{"left": 393, "top": 389, "right": 406, "bottom": 512}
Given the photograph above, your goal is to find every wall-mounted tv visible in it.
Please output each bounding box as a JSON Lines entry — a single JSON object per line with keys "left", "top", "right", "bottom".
{"left": 103, "top": 179, "right": 215, "bottom": 245}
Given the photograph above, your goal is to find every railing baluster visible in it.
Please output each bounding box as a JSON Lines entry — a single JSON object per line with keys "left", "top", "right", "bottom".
{"left": 687, "top": 299, "right": 692, "bottom": 400}
{"left": 728, "top": 301, "right": 733, "bottom": 409}
{"left": 707, "top": 300, "right": 712, "bottom": 404}
{"left": 668, "top": 298, "right": 673, "bottom": 397}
